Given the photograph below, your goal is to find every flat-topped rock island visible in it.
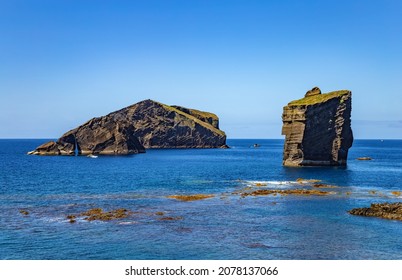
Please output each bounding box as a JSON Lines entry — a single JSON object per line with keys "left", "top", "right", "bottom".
{"left": 281, "top": 87, "right": 353, "bottom": 166}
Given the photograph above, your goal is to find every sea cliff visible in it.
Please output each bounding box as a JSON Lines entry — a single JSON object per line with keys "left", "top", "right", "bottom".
{"left": 281, "top": 87, "right": 353, "bottom": 166}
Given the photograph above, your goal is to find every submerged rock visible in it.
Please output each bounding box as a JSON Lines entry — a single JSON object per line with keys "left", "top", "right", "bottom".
{"left": 78, "top": 208, "right": 131, "bottom": 221}
{"left": 281, "top": 87, "right": 353, "bottom": 166}
{"left": 158, "top": 216, "right": 183, "bottom": 221}
{"left": 357, "top": 157, "right": 372, "bottom": 161}
{"left": 28, "top": 99, "right": 227, "bottom": 155}
{"left": 19, "top": 210, "right": 29, "bottom": 216}
{"left": 348, "top": 203, "right": 402, "bottom": 221}
{"left": 312, "top": 183, "right": 338, "bottom": 188}
{"left": 243, "top": 243, "right": 274, "bottom": 249}
{"left": 240, "top": 189, "right": 333, "bottom": 197}
{"left": 167, "top": 194, "right": 215, "bottom": 201}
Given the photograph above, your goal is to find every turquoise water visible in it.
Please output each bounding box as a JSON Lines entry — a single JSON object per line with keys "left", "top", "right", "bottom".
{"left": 0, "top": 139, "right": 402, "bottom": 259}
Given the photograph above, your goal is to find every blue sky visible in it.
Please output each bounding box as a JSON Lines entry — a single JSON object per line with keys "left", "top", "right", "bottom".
{"left": 1, "top": 0, "right": 401, "bottom": 139}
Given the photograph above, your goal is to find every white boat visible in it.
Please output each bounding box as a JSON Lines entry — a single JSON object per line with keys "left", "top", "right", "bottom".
{"left": 87, "top": 154, "right": 98, "bottom": 158}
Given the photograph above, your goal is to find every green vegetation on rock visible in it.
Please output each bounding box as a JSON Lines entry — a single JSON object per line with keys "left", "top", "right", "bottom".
{"left": 288, "top": 90, "right": 350, "bottom": 106}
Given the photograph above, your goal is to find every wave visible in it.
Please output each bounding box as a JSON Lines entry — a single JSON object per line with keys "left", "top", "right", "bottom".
{"left": 239, "top": 180, "right": 297, "bottom": 188}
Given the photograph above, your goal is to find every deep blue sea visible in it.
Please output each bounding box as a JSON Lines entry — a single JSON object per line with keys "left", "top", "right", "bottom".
{"left": 1, "top": 139, "right": 402, "bottom": 260}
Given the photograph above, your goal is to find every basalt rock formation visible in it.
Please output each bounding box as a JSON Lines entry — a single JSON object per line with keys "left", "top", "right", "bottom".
{"left": 28, "top": 99, "right": 227, "bottom": 155}
{"left": 281, "top": 87, "right": 353, "bottom": 166}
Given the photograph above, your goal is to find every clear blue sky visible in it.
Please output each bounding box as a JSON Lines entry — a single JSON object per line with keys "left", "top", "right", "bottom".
{"left": 1, "top": 0, "right": 401, "bottom": 139}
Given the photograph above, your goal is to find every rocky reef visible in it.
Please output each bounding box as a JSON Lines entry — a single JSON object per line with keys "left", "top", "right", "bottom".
{"left": 281, "top": 87, "right": 353, "bottom": 166}
{"left": 349, "top": 203, "right": 402, "bottom": 221}
{"left": 28, "top": 99, "right": 227, "bottom": 155}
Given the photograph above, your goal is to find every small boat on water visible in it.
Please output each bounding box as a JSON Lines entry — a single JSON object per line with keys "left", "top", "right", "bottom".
{"left": 87, "top": 154, "right": 98, "bottom": 158}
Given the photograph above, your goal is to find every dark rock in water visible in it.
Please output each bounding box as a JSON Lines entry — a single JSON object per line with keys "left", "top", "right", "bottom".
{"left": 19, "top": 209, "right": 29, "bottom": 216}
{"left": 243, "top": 243, "right": 274, "bottom": 249}
{"left": 349, "top": 203, "right": 402, "bottom": 221}
{"left": 158, "top": 216, "right": 183, "bottom": 221}
{"left": 66, "top": 215, "right": 76, "bottom": 223}
{"left": 281, "top": 89, "right": 353, "bottom": 166}
{"left": 28, "top": 99, "right": 227, "bottom": 155}
{"left": 304, "top": 86, "right": 321, "bottom": 97}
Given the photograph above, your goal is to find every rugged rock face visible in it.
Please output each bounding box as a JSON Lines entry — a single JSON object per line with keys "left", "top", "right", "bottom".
{"left": 281, "top": 87, "right": 353, "bottom": 166}
{"left": 29, "top": 99, "right": 227, "bottom": 155}
{"left": 171, "top": 106, "right": 219, "bottom": 129}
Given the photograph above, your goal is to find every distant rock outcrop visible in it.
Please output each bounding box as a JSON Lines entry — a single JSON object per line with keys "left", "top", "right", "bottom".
{"left": 281, "top": 87, "right": 353, "bottom": 166}
{"left": 28, "top": 100, "right": 227, "bottom": 155}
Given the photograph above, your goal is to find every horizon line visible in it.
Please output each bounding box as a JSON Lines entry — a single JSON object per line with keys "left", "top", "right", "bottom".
{"left": 0, "top": 138, "right": 401, "bottom": 141}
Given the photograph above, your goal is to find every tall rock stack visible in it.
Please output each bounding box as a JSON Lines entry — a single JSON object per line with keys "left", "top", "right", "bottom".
{"left": 281, "top": 87, "right": 353, "bottom": 166}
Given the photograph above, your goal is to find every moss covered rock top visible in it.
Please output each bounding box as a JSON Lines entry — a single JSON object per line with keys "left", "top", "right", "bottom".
{"left": 288, "top": 90, "right": 351, "bottom": 106}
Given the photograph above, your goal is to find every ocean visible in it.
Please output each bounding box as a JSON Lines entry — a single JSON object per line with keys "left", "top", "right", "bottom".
{"left": 0, "top": 139, "right": 401, "bottom": 260}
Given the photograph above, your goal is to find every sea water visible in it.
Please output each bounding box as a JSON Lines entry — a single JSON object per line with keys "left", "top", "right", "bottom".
{"left": 0, "top": 139, "right": 401, "bottom": 259}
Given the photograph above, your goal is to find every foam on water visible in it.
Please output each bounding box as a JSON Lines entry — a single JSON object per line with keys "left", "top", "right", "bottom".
{"left": 241, "top": 180, "right": 305, "bottom": 189}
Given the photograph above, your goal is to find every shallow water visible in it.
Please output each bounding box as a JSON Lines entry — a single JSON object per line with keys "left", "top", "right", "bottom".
{"left": 0, "top": 139, "right": 401, "bottom": 259}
